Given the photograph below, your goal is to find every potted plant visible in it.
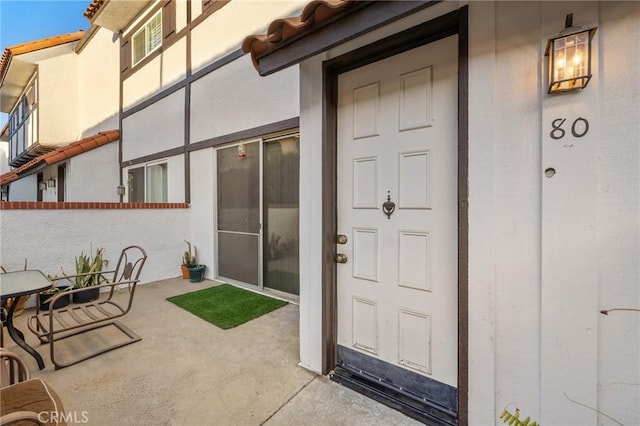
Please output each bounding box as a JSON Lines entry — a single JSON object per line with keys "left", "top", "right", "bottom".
{"left": 62, "top": 247, "right": 108, "bottom": 303}
{"left": 38, "top": 279, "right": 71, "bottom": 311}
{"left": 182, "top": 240, "right": 205, "bottom": 283}
{"left": 181, "top": 240, "right": 197, "bottom": 279}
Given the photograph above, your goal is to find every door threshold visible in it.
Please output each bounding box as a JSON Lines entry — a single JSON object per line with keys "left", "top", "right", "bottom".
{"left": 213, "top": 278, "right": 299, "bottom": 305}
{"left": 332, "top": 346, "right": 457, "bottom": 425}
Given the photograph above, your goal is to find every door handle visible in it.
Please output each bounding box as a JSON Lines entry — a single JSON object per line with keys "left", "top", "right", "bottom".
{"left": 335, "top": 253, "right": 348, "bottom": 264}
{"left": 336, "top": 234, "right": 348, "bottom": 244}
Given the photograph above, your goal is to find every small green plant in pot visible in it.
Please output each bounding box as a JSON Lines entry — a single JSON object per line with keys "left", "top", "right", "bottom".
{"left": 62, "top": 247, "right": 108, "bottom": 303}
{"left": 39, "top": 275, "right": 71, "bottom": 311}
{"left": 183, "top": 240, "right": 205, "bottom": 283}
{"left": 181, "top": 240, "right": 197, "bottom": 278}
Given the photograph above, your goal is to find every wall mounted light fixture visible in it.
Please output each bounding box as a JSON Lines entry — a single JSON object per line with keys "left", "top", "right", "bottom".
{"left": 38, "top": 181, "right": 47, "bottom": 191}
{"left": 117, "top": 185, "right": 126, "bottom": 196}
{"left": 47, "top": 177, "right": 56, "bottom": 188}
{"left": 546, "top": 14, "right": 597, "bottom": 94}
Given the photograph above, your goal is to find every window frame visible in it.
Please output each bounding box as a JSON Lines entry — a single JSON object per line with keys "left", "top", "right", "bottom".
{"left": 131, "top": 9, "right": 163, "bottom": 67}
{"left": 127, "top": 160, "right": 168, "bottom": 203}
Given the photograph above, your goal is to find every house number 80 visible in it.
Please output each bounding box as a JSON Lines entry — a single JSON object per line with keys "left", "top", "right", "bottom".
{"left": 550, "top": 117, "right": 589, "bottom": 140}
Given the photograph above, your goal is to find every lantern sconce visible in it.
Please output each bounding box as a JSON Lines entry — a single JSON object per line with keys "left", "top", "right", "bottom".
{"left": 47, "top": 177, "right": 56, "bottom": 188}
{"left": 38, "top": 181, "right": 47, "bottom": 191}
{"left": 117, "top": 185, "right": 126, "bottom": 196}
{"left": 546, "top": 14, "right": 597, "bottom": 94}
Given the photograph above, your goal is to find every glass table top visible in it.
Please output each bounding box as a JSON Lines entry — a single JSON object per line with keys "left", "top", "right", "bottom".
{"left": 0, "top": 270, "right": 52, "bottom": 298}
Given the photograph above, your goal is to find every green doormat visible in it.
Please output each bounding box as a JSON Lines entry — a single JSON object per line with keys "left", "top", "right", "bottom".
{"left": 167, "top": 284, "right": 288, "bottom": 329}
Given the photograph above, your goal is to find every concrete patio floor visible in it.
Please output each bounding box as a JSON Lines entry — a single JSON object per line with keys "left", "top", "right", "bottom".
{"left": 6, "top": 278, "right": 419, "bottom": 425}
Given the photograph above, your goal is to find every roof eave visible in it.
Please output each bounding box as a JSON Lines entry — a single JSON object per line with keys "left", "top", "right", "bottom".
{"left": 89, "top": 0, "right": 152, "bottom": 33}
{"left": 0, "top": 31, "right": 84, "bottom": 113}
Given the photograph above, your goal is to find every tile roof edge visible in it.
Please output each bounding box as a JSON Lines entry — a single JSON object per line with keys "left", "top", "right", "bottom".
{"left": 242, "top": 0, "right": 355, "bottom": 69}
{"left": 0, "top": 130, "right": 119, "bottom": 184}
{"left": 84, "top": 0, "right": 106, "bottom": 21}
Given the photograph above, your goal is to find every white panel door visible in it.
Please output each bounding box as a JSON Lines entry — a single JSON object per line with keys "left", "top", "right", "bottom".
{"left": 337, "top": 36, "right": 458, "bottom": 386}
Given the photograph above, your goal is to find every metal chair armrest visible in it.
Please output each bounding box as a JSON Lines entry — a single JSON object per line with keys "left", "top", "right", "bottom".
{"left": 0, "top": 410, "right": 45, "bottom": 425}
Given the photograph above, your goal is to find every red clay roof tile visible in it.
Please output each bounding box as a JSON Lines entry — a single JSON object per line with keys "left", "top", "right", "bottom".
{"left": 242, "top": 0, "right": 355, "bottom": 69}
{"left": 0, "top": 171, "right": 18, "bottom": 186}
{"left": 84, "top": 0, "right": 105, "bottom": 20}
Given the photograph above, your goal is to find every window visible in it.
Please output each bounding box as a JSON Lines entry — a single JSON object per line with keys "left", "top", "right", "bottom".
{"left": 146, "top": 163, "right": 167, "bottom": 202}
{"left": 132, "top": 10, "right": 162, "bottom": 66}
{"left": 128, "top": 162, "right": 167, "bottom": 202}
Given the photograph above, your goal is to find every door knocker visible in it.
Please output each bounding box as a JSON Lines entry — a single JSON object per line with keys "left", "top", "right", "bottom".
{"left": 382, "top": 191, "right": 396, "bottom": 219}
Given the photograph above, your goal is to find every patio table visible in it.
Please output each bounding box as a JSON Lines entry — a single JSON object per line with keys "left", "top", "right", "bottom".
{"left": 1, "top": 270, "right": 51, "bottom": 369}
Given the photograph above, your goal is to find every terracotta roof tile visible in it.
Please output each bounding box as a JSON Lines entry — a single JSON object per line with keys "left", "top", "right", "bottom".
{"left": 0, "top": 130, "right": 119, "bottom": 185}
{"left": 0, "top": 31, "right": 85, "bottom": 86}
{"left": 242, "top": 0, "right": 356, "bottom": 69}
{"left": 84, "top": 0, "right": 105, "bottom": 20}
{"left": 0, "top": 171, "right": 18, "bottom": 186}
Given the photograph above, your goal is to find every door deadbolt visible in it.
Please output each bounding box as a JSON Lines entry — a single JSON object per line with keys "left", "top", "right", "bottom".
{"left": 336, "top": 234, "right": 348, "bottom": 244}
{"left": 335, "top": 253, "right": 348, "bottom": 264}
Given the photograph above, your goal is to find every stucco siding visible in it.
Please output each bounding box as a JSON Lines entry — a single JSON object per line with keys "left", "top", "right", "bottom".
{"left": 466, "top": 3, "right": 497, "bottom": 424}
{"left": 595, "top": 2, "right": 640, "bottom": 422}
{"left": 122, "top": 38, "right": 187, "bottom": 109}
{"left": 8, "top": 174, "right": 37, "bottom": 201}
{"left": 162, "top": 37, "right": 188, "bottom": 90}
{"left": 189, "top": 148, "right": 215, "bottom": 280}
{"left": 122, "top": 88, "right": 185, "bottom": 161}
{"left": 190, "top": 0, "right": 306, "bottom": 74}
{"left": 0, "top": 207, "right": 189, "bottom": 283}
{"left": 189, "top": 55, "right": 299, "bottom": 143}
{"left": 68, "top": 142, "right": 119, "bottom": 202}
{"left": 298, "top": 53, "right": 325, "bottom": 374}
{"left": 176, "top": 0, "right": 187, "bottom": 33}
{"left": 37, "top": 52, "right": 78, "bottom": 144}
{"left": 491, "top": 1, "right": 543, "bottom": 420}
{"left": 77, "top": 28, "right": 120, "bottom": 137}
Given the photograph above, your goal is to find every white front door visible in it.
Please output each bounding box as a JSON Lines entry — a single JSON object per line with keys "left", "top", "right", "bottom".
{"left": 336, "top": 36, "right": 459, "bottom": 392}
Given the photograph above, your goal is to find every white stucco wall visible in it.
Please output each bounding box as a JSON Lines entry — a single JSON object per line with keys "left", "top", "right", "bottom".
{"left": 0, "top": 141, "right": 8, "bottom": 175}
{"left": 37, "top": 52, "right": 78, "bottom": 145}
{"left": 190, "top": 55, "right": 298, "bottom": 143}
{"left": 190, "top": 0, "right": 306, "bottom": 73}
{"left": 77, "top": 27, "right": 120, "bottom": 137}
{"left": 299, "top": 1, "right": 640, "bottom": 424}
{"left": 298, "top": 53, "right": 325, "bottom": 374}
{"left": 122, "top": 40, "right": 187, "bottom": 109}
{"left": 188, "top": 148, "right": 215, "bottom": 279}
{"left": 121, "top": 88, "right": 185, "bottom": 161}
{"left": 0, "top": 207, "right": 189, "bottom": 284}
{"left": 7, "top": 174, "right": 37, "bottom": 201}
{"left": 67, "top": 142, "right": 120, "bottom": 202}
{"left": 595, "top": 5, "right": 640, "bottom": 423}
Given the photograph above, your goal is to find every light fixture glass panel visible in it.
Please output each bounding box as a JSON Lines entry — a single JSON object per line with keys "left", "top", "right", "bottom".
{"left": 547, "top": 28, "right": 594, "bottom": 94}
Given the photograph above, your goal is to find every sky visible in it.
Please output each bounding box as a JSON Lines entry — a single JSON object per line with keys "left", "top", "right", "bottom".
{"left": 0, "top": 0, "right": 90, "bottom": 127}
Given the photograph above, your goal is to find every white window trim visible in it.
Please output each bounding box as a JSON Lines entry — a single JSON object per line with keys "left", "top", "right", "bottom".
{"left": 131, "top": 9, "right": 162, "bottom": 67}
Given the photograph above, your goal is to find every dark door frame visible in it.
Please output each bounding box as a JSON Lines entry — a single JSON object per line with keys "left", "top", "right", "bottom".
{"left": 321, "top": 6, "right": 469, "bottom": 424}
